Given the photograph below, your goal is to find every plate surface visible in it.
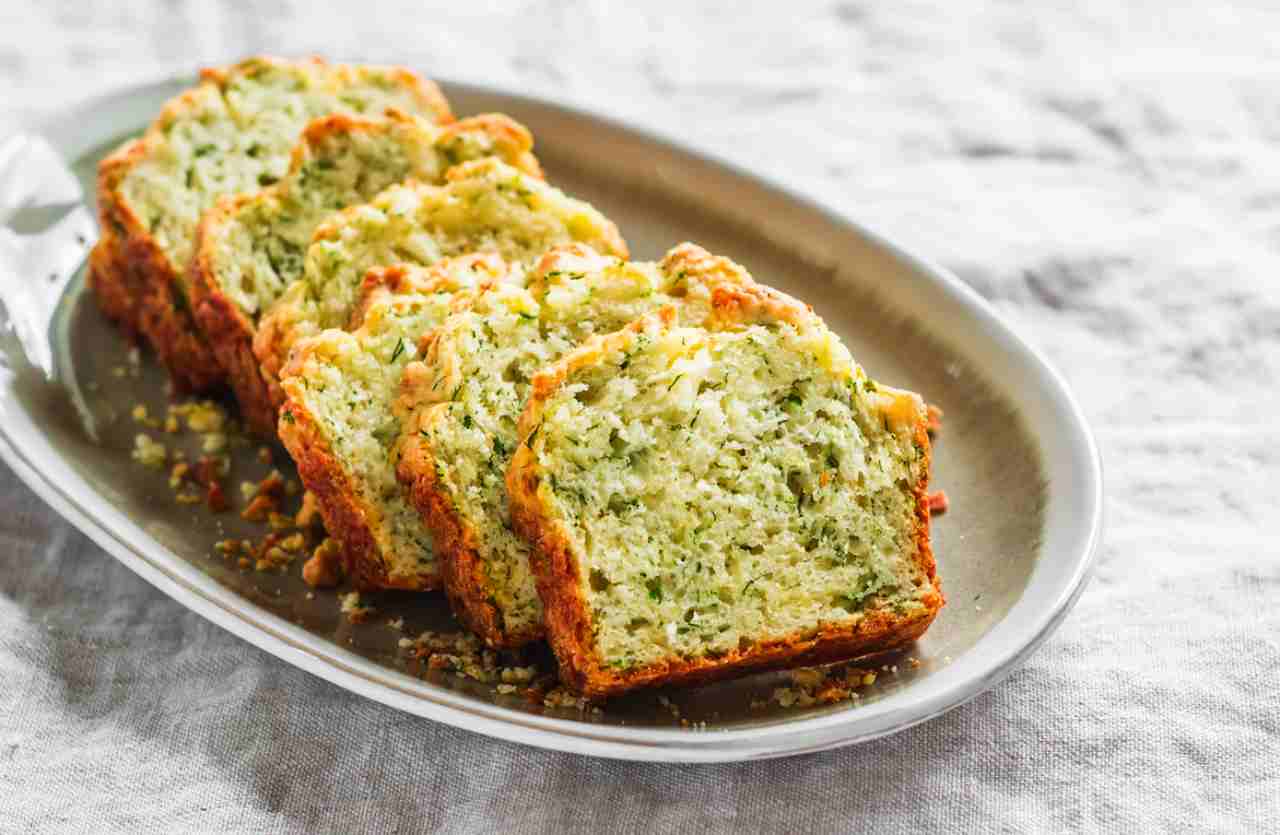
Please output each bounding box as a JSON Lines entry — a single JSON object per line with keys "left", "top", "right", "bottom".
{"left": 0, "top": 74, "right": 1101, "bottom": 761}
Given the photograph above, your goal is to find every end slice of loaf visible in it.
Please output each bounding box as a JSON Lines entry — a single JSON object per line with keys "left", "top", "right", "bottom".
{"left": 191, "top": 109, "right": 541, "bottom": 436}
{"left": 277, "top": 256, "right": 507, "bottom": 590}
{"left": 89, "top": 56, "right": 451, "bottom": 391}
{"left": 394, "top": 243, "right": 755, "bottom": 648}
{"left": 506, "top": 285, "right": 943, "bottom": 697}
{"left": 254, "top": 158, "right": 628, "bottom": 414}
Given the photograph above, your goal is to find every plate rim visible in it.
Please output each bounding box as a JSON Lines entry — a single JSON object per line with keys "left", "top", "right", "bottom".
{"left": 0, "top": 69, "right": 1104, "bottom": 762}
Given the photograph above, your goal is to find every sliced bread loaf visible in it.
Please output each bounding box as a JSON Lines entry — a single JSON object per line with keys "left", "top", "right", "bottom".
{"left": 506, "top": 286, "right": 943, "bottom": 697}
{"left": 89, "top": 56, "right": 451, "bottom": 391}
{"left": 191, "top": 109, "right": 541, "bottom": 435}
{"left": 394, "top": 243, "right": 755, "bottom": 648}
{"left": 254, "top": 158, "right": 628, "bottom": 413}
{"left": 277, "top": 256, "right": 507, "bottom": 590}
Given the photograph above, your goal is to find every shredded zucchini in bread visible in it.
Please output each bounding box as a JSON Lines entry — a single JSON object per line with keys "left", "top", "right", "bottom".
{"left": 191, "top": 109, "right": 541, "bottom": 435}
{"left": 395, "top": 244, "right": 755, "bottom": 647}
{"left": 89, "top": 56, "right": 451, "bottom": 391}
{"left": 278, "top": 256, "right": 508, "bottom": 590}
{"left": 254, "top": 158, "right": 628, "bottom": 411}
{"left": 506, "top": 282, "right": 942, "bottom": 697}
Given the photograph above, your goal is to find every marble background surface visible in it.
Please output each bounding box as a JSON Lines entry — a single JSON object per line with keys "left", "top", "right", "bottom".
{"left": 1, "top": 2, "right": 1277, "bottom": 831}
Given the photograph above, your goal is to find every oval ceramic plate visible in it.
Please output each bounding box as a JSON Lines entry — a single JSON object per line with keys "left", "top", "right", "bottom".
{"left": 0, "top": 72, "right": 1101, "bottom": 761}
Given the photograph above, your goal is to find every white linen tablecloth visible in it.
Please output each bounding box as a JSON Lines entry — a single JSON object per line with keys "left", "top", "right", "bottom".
{"left": 1, "top": 1, "right": 1277, "bottom": 831}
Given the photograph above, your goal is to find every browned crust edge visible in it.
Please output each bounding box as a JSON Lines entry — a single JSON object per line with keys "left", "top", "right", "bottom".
{"left": 91, "top": 56, "right": 453, "bottom": 395}
{"left": 347, "top": 264, "right": 421, "bottom": 330}
{"left": 277, "top": 395, "right": 438, "bottom": 592}
{"left": 507, "top": 306, "right": 943, "bottom": 698}
{"left": 194, "top": 282, "right": 278, "bottom": 435}
{"left": 250, "top": 280, "right": 309, "bottom": 414}
{"left": 396, "top": 407, "right": 544, "bottom": 649}
{"left": 91, "top": 85, "right": 235, "bottom": 392}
{"left": 88, "top": 187, "right": 141, "bottom": 337}
{"left": 91, "top": 135, "right": 225, "bottom": 390}
{"left": 190, "top": 191, "right": 278, "bottom": 435}
{"left": 347, "top": 256, "right": 505, "bottom": 330}
{"left": 445, "top": 112, "right": 544, "bottom": 181}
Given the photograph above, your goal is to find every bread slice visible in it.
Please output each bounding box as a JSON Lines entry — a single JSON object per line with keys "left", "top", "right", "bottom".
{"left": 191, "top": 109, "right": 541, "bottom": 436}
{"left": 277, "top": 256, "right": 507, "bottom": 590}
{"left": 506, "top": 284, "right": 942, "bottom": 697}
{"left": 88, "top": 56, "right": 451, "bottom": 392}
{"left": 254, "top": 158, "right": 628, "bottom": 414}
{"left": 394, "top": 243, "right": 756, "bottom": 648}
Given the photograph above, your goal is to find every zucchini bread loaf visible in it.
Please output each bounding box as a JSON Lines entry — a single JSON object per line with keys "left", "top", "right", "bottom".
{"left": 90, "top": 56, "right": 451, "bottom": 391}
{"left": 190, "top": 109, "right": 541, "bottom": 435}
{"left": 278, "top": 257, "right": 508, "bottom": 590}
{"left": 395, "top": 243, "right": 755, "bottom": 648}
{"left": 254, "top": 158, "right": 628, "bottom": 412}
{"left": 506, "top": 285, "right": 942, "bottom": 697}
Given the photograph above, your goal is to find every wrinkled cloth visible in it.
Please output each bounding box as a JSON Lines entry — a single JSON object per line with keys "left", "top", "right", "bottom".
{"left": 1, "top": 1, "right": 1278, "bottom": 832}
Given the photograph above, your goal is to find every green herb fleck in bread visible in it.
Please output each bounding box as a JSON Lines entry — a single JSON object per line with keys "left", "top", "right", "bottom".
{"left": 254, "top": 158, "right": 628, "bottom": 414}
{"left": 191, "top": 109, "right": 541, "bottom": 435}
{"left": 394, "top": 243, "right": 756, "bottom": 648}
{"left": 506, "top": 285, "right": 942, "bottom": 697}
{"left": 277, "top": 255, "right": 509, "bottom": 590}
{"left": 89, "top": 56, "right": 452, "bottom": 391}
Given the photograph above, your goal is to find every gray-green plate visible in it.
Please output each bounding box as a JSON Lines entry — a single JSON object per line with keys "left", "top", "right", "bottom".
{"left": 0, "top": 73, "right": 1101, "bottom": 761}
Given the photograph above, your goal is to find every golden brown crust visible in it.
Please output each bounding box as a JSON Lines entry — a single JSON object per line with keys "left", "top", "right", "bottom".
{"left": 247, "top": 292, "right": 295, "bottom": 419}
{"left": 705, "top": 278, "right": 817, "bottom": 330}
{"left": 91, "top": 56, "right": 453, "bottom": 394}
{"left": 396, "top": 388, "right": 545, "bottom": 649}
{"left": 396, "top": 417, "right": 539, "bottom": 646}
{"left": 87, "top": 198, "right": 139, "bottom": 335}
{"left": 90, "top": 92, "right": 223, "bottom": 391}
{"left": 194, "top": 285, "right": 277, "bottom": 435}
{"left": 113, "top": 80, "right": 234, "bottom": 388}
{"left": 277, "top": 395, "right": 437, "bottom": 592}
{"left": 91, "top": 136, "right": 225, "bottom": 389}
{"left": 347, "top": 265, "right": 417, "bottom": 330}
{"left": 190, "top": 192, "right": 276, "bottom": 433}
{"left": 137, "top": 275, "right": 228, "bottom": 392}
{"left": 444, "top": 113, "right": 544, "bottom": 181}
{"left": 347, "top": 255, "right": 506, "bottom": 330}
{"left": 659, "top": 242, "right": 756, "bottom": 292}
{"left": 508, "top": 306, "right": 943, "bottom": 698}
